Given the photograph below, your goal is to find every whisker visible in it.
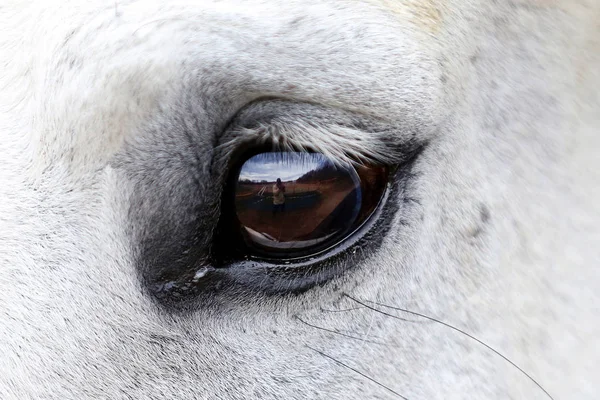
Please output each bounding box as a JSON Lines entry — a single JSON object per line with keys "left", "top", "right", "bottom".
{"left": 344, "top": 293, "right": 554, "bottom": 400}
{"left": 294, "top": 316, "right": 387, "bottom": 346}
{"left": 306, "top": 345, "right": 410, "bottom": 400}
{"left": 330, "top": 297, "right": 426, "bottom": 324}
{"left": 320, "top": 306, "right": 365, "bottom": 313}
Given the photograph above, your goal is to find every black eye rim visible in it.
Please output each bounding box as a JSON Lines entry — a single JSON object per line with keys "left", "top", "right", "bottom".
{"left": 211, "top": 145, "right": 392, "bottom": 266}
{"left": 202, "top": 160, "right": 400, "bottom": 297}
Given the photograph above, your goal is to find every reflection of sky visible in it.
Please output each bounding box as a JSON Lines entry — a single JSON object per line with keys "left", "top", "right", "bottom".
{"left": 239, "top": 152, "right": 328, "bottom": 182}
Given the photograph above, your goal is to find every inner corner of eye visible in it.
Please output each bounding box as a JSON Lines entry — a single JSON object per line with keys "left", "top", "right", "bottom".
{"left": 231, "top": 151, "right": 389, "bottom": 259}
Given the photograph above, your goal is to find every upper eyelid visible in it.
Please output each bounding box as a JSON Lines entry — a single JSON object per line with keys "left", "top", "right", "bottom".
{"left": 215, "top": 102, "right": 417, "bottom": 168}
{"left": 226, "top": 121, "right": 397, "bottom": 166}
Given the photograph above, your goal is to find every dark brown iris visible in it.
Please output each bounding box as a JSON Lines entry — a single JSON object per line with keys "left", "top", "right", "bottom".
{"left": 233, "top": 152, "right": 388, "bottom": 258}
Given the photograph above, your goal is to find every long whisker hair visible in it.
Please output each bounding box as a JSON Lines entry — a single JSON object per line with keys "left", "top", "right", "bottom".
{"left": 306, "top": 345, "right": 410, "bottom": 400}
{"left": 343, "top": 293, "right": 554, "bottom": 400}
{"left": 294, "top": 315, "right": 388, "bottom": 346}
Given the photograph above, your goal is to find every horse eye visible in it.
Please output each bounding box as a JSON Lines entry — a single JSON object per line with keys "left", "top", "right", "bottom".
{"left": 231, "top": 152, "right": 388, "bottom": 259}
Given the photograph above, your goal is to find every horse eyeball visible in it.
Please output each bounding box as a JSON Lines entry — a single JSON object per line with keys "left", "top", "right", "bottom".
{"left": 233, "top": 152, "right": 387, "bottom": 259}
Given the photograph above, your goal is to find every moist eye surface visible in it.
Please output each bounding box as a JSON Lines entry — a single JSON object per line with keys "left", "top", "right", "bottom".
{"left": 232, "top": 151, "right": 388, "bottom": 259}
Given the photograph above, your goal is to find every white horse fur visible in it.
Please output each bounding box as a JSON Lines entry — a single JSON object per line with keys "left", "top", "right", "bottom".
{"left": 0, "top": 1, "right": 598, "bottom": 399}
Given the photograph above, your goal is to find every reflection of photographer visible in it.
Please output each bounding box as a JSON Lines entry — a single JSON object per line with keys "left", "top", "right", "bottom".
{"left": 272, "top": 178, "right": 286, "bottom": 215}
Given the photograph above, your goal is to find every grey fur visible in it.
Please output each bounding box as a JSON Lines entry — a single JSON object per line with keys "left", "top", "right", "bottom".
{"left": 0, "top": 1, "right": 598, "bottom": 399}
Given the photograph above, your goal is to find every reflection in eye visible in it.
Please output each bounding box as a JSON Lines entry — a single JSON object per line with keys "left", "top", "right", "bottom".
{"left": 234, "top": 152, "right": 388, "bottom": 258}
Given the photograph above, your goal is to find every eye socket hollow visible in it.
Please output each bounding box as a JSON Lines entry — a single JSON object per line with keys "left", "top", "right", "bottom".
{"left": 231, "top": 152, "right": 388, "bottom": 260}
